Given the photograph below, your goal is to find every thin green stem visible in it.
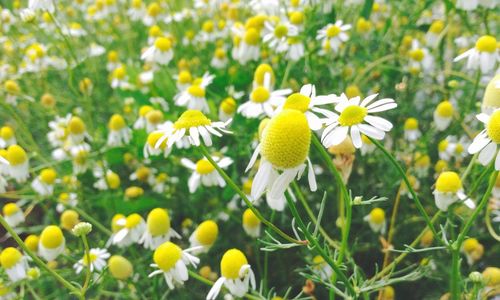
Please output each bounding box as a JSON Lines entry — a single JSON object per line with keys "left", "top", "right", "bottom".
{"left": 81, "top": 235, "right": 92, "bottom": 295}
{"left": 198, "top": 144, "right": 305, "bottom": 245}
{"left": 0, "top": 215, "right": 81, "bottom": 297}
{"left": 450, "top": 248, "right": 461, "bottom": 300}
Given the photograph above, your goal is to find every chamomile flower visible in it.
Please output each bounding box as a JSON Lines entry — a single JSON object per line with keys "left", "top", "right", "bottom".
{"left": 2, "top": 203, "right": 24, "bottom": 228}
{"left": 247, "top": 109, "right": 316, "bottom": 211}
{"left": 262, "top": 20, "right": 298, "bottom": 53}
{"left": 112, "top": 213, "right": 147, "bottom": 247}
{"left": 182, "top": 156, "right": 233, "bottom": 193}
{"left": 468, "top": 109, "right": 500, "bottom": 170}
{"left": 73, "top": 248, "right": 110, "bottom": 274}
{"left": 236, "top": 27, "right": 261, "bottom": 64}
{"left": 482, "top": 74, "right": 500, "bottom": 114}
{"left": 28, "top": 0, "right": 55, "bottom": 12}
{"left": 210, "top": 47, "right": 228, "bottom": 69}
{"left": 174, "top": 73, "right": 215, "bottom": 112}
{"left": 277, "top": 84, "right": 338, "bottom": 130}
{"left": 363, "top": 208, "right": 386, "bottom": 234}
{"left": 433, "top": 171, "right": 471, "bottom": 211}
{"left": 106, "top": 214, "right": 125, "bottom": 247}
{"left": 242, "top": 208, "right": 261, "bottom": 238}
{"left": 108, "top": 255, "right": 134, "bottom": 280}
{"left": 60, "top": 210, "right": 79, "bottom": 231}
{"left": 107, "top": 114, "right": 132, "bottom": 146}
{"left": 219, "top": 97, "right": 237, "bottom": 122}
{"left": 189, "top": 220, "right": 218, "bottom": 253}
{"left": 3, "top": 80, "right": 20, "bottom": 106}
{"left": 149, "top": 242, "right": 200, "bottom": 290}
{"left": 141, "top": 37, "right": 174, "bottom": 65}
{"left": 206, "top": 249, "right": 256, "bottom": 299}
{"left": 403, "top": 118, "right": 421, "bottom": 142}
{"left": 311, "top": 255, "right": 333, "bottom": 281}
{"left": 39, "top": 225, "right": 65, "bottom": 261}
{"left": 6, "top": 145, "right": 29, "bottom": 183}
{"left": 238, "top": 73, "right": 292, "bottom": 118}
{"left": 461, "top": 238, "right": 484, "bottom": 265}
{"left": 31, "top": 168, "right": 57, "bottom": 196}
{"left": 140, "top": 208, "right": 181, "bottom": 250}
{"left": 0, "top": 126, "right": 16, "bottom": 148}
{"left": 144, "top": 130, "right": 172, "bottom": 158}
{"left": 129, "top": 166, "right": 155, "bottom": 185}
{"left": 433, "top": 100, "right": 454, "bottom": 131}
{"left": 175, "top": 70, "right": 193, "bottom": 91}
{"left": 425, "top": 20, "right": 445, "bottom": 48}
{"left": 144, "top": 109, "right": 164, "bottom": 133}
{"left": 128, "top": 0, "right": 146, "bottom": 21}
{"left": 454, "top": 35, "right": 499, "bottom": 74}
{"left": 94, "top": 170, "right": 121, "bottom": 190}
{"left": 407, "top": 40, "right": 434, "bottom": 74}
{"left": 143, "top": 2, "right": 162, "bottom": 26}
{"left": 321, "top": 93, "right": 397, "bottom": 148}
{"left": 0, "top": 248, "right": 28, "bottom": 282}
{"left": 56, "top": 192, "right": 78, "bottom": 213}
{"left": 134, "top": 105, "right": 153, "bottom": 130}
{"left": 316, "top": 21, "right": 351, "bottom": 53}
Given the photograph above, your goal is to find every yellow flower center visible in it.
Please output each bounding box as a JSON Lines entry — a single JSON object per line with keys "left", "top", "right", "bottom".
{"left": 356, "top": 17, "right": 371, "bottom": 33}
{"left": 338, "top": 105, "right": 368, "bottom": 126}
{"left": 429, "top": 20, "right": 444, "bottom": 34}
{"left": 438, "top": 139, "right": 449, "bottom": 152}
{"left": 40, "top": 225, "right": 64, "bottom": 249}
{"left": 435, "top": 171, "right": 462, "bottom": 193}
{"left": 106, "top": 171, "right": 120, "bottom": 189}
{"left": 243, "top": 179, "right": 253, "bottom": 195}
{"left": 463, "top": 238, "right": 479, "bottom": 253}
{"left": 404, "top": 118, "right": 418, "bottom": 130}
{"left": 139, "top": 105, "right": 153, "bottom": 117}
{"left": 0, "top": 126, "right": 14, "bottom": 139}
{"left": 178, "top": 71, "right": 192, "bottom": 84}
{"left": 289, "top": 11, "right": 304, "bottom": 25}
{"left": 147, "top": 131, "right": 167, "bottom": 149}
{"left": 82, "top": 253, "right": 97, "bottom": 265}
{"left": 69, "top": 116, "right": 86, "bottom": 135}
{"left": 113, "top": 66, "right": 126, "bottom": 79}
{"left": 154, "top": 37, "right": 172, "bottom": 51}
{"left": 147, "top": 2, "right": 160, "bottom": 16}
{"left": 369, "top": 208, "right": 385, "bottom": 224}
{"left": 326, "top": 25, "right": 341, "bottom": 38}
{"left": 109, "top": 114, "right": 126, "bottom": 131}
{"left": 0, "top": 247, "right": 22, "bottom": 269}
{"left": 215, "top": 48, "right": 226, "bottom": 59}
{"left": 125, "top": 214, "right": 143, "bottom": 229}
{"left": 220, "top": 249, "right": 248, "bottom": 279}
{"left": 174, "top": 110, "right": 211, "bottom": 129}
{"left": 483, "top": 74, "right": 500, "bottom": 109}
{"left": 254, "top": 64, "right": 275, "bottom": 86}
{"left": 455, "top": 143, "right": 464, "bottom": 154}
{"left": 111, "top": 214, "right": 125, "bottom": 232}
{"left": 3, "top": 203, "right": 19, "bottom": 216}
{"left": 25, "top": 235, "right": 39, "bottom": 252}
{"left": 187, "top": 85, "right": 206, "bottom": 98}
{"left": 135, "top": 166, "right": 151, "bottom": 182}
{"left": 475, "top": 35, "right": 497, "bottom": 53}
{"left": 487, "top": 110, "right": 500, "bottom": 143}
{"left": 195, "top": 220, "right": 218, "bottom": 246}
{"left": 60, "top": 210, "right": 79, "bottom": 230}
{"left": 274, "top": 24, "right": 288, "bottom": 38}
{"left": 244, "top": 28, "right": 260, "bottom": 45}
{"left": 345, "top": 85, "right": 361, "bottom": 98}
{"left": 283, "top": 93, "right": 311, "bottom": 113}
{"left": 147, "top": 208, "right": 171, "bottom": 236}
{"left": 196, "top": 159, "right": 215, "bottom": 175}
{"left": 409, "top": 49, "right": 425, "bottom": 61}
{"left": 146, "top": 110, "right": 163, "bottom": 124}
{"left": 220, "top": 97, "right": 236, "bottom": 114}
{"left": 153, "top": 242, "right": 182, "bottom": 272}
{"left": 202, "top": 20, "right": 214, "bottom": 33}
{"left": 482, "top": 267, "right": 500, "bottom": 287}
{"left": 7, "top": 145, "right": 27, "bottom": 165}
{"left": 251, "top": 86, "right": 270, "bottom": 103}
{"left": 108, "top": 255, "right": 133, "bottom": 280}
{"left": 4, "top": 80, "right": 20, "bottom": 94}
{"left": 40, "top": 168, "right": 57, "bottom": 184}
{"left": 243, "top": 208, "right": 260, "bottom": 227}
{"left": 436, "top": 101, "right": 453, "bottom": 117}
{"left": 261, "top": 109, "right": 311, "bottom": 169}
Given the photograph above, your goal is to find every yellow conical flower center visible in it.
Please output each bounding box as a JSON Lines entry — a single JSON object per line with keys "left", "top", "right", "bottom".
{"left": 40, "top": 225, "right": 64, "bottom": 249}
{"left": 463, "top": 238, "right": 479, "bottom": 253}
{"left": 40, "top": 168, "right": 57, "bottom": 184}
{"left": 196, "top": 159, "right": 215, "bottom": 174}
{"left": 220, "top": 249, "right": 248, "bottom": 279}
{"left": 289, "top": 11, "right": 304, "bottom": 25}
{"left": 356, "top": 17, "right": 371, "bottom": 32}
{"left": 174, "top": 110, "right": 211, "bottom": 129}
{"left": 3, "top": 203, "right": 19, "bottom": 216}
{"left": 113, "top": 66, "right": 126, "bottom": 79}
{"left": 404, "top": 118, "right": 418, "bottom": 130}
{"left": 0, "top": 126, "right": 14, "bottom": 139}
{"left": 147, "top": 131, "right": 167, "bottom": 149}
{"left": 429, "top": 20, "right": 444, "bottom": 34}
{"left": 135, "top": 166, "right": 151, "bottom": 182}
{"left": 482, "top": 267, "right": 500, "bottom": 287}
{"left": 109, "top": 114, "right": 126, "bottom": 131}
{"left": 0, "top": 247, "right": 22, "bottom": 269}
{"left": 261, "top": 110, "right": 311, "bottom": 169}
{"left": 483, "top": 74, "right": 500, "bottom": 110}
{"left": 125, "top": 214, "right": 142, "bottom": 229}
{"left": 147, "top": 208, "right": 170, "bottom": 236}
{"left": 106, "top": 171, "right": 120, "bottom": 189}
{"left": 345, "top": 85, "right": 361, "bottom": 98}
{"left": 283, "top": 93, "right": 311, "bottom": 113}
{"left": 83, "top": 253, "right": 97, "bottom": 265}
{"left": 338, "top": 105, "right": 367, "bottom": 126}
{"left": 254, "top": 64, "right": 275, "bottom": 86}
{"left": 139, "top": 105, "right": 153, "bottom": 117}
{"left": 154, "top": 37, "right": 172, "bottom": 51}
{"left": 435, "top": 171, "right": 462, "bottom": 193}
{"left": 409, "top": 49, "right": 424, "bottom": 61}
{"left": 244, "top": 28, "right": 260, "bottom": 45}
{"left": 251, "top": 86, "right": 270, "bottom": 103}
{"left": 111, "top": 214, "right": 125, "bottom": 232}
{"left": 435, "top": 159, "right": 448, "bottom": 173}
{"left": 7, "top": 145, "right": 27, "bottom": 165}
{"left": 221, "top": 97, "right": 236, "bottom": 114}
{"left": 369, "top": 208, "right": 385, "bottom": 224}
{"left": 4, "top": 80, "right": 20, "bottom": 94}
{"left": 108, "top": 255, "right": 133, "bottom": 280}
{"left": 195, "top": 220, "right": 218, "bottom": 245}
{"left": 147, "top": 2, "right": 160, "bottom": 16}
{"left": 312, "top": 255, "right": 325, "bottom": 270}
{"left": 415, "top": 154, "right": 430, "bottom": 167}
{"left": 154, "top": 242, "right": 182, "bottom": 272}
{"left": 132, "top": 0, "right": 142, "bottom": 8}
{"left": 243, "top": 179, "right": 253, "bottom": 195}
{"left": 187, "top": 85, "right": 206, "bottom": 98}
{"left": 202, "top": 20, "right": 214, "bottom": 33}
{"left": 25, "top": 235, "right": 39, "bottom": 252}
{"left": 455, "top": 143, "right": 464, "bottom": 154}
{"left": 69, "top": 116, "right": 86, "bottom": 134}
{"left": 178, "top": 71, "right": 192, "bottom": 84}
{"left": 146, "top": 110, "right": 163, "bottom": 124}
{"left": 436, "top": 101, "right": 453, "bottom": 117}
{"left": 61, "top": 210, "right": 79, "bottom": 230}
{"left": 274, "top": 24, "right": 288, "bottom": 38}
{"left": 243, "top": 208, "right": 260, "bottom": 227}
{"left": 326, "top": 25, "right": 341, "bottom": 38}
{"left": 438, "top": 139, "right": 449, "bottom": 152}
{"left": 487, "top": 110, "right": 500, "bottom": 143}
{"left": 215, "top": 48, "right": 226, "bottom": 59}
{"left": 475, "top": 35, "right": 497, "bottom": 53}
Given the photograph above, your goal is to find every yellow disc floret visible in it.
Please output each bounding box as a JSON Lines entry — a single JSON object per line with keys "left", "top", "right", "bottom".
{"left": 187, "top": 85, "right": 206, "bottom": 98}
{"left": 0, "top": 247, "right": 22, "bottom": 269}
{"left": 147, "top": 208, "right": 171, "bottom": 236}
{"left": 174, "top": 110, "right": 211, "bottom": 129}
{"left": 243, "top": 208, "right": 260, "bottom": 227}
{"left": 196, "top": 159, "right": 215, "bottom": 175}
{"left": 125, "top": 213, "right": 143, "bottom": 229}
{"left": 404, "top": 118, "right": 418, "bottom": 130}
{"left": 435, "top": 171, "right": 462, "bottom": 193}
{"left": 436, "top": 101, "right": 453, "bottom": 117}
{"left": 40, "top": 168, "right": 57, "bottom": 184}
{"left": 220, "top": 97, "right": 236, "bottom": 114}
{"left": 244, "top": 28, "right": 260, "bottom": 45}
{"left": 486, "top": 110, "right": 500, "bottom": 143}
{"left": 60, "top": 210, "right": 79, "bottom": 231}
{"left": 108, "top": 255, "right": 134, "bottom": 280}
{"left": 108, "top": 114, "right": 126, "bottom": 131}
{"left": 68, "top": 116, "right": 86, "bottom": 135}
{"left": 338, "top": 105, "right": 368, "bottom": 126}
{"left": 251, "top": 86, "right": 270, "bottom": 103}
{"left": 40, "top": 225, "right": 64, "bottom": 249}
{"left": 283, "top": 93, "right": 310, "bottom": 113}
{"left": 254, "top": 64, "right": 275, "bottom": 86}
{"left": 220, "top": 249, "right": 248, "bottom": 279}
{"left": 195, "top": 220, "right": 218, "bottom": 246}
{"left": 475, "top": 35, "right": 497, "bottom": 53}
{"left": 7, "top": 145, "right": 27, "bottom": 165}
{"left": 153, "top": 242, "right": 182, "bottom": 272}
{"left": 369, "top": 208, "right": 385, "bottom": 224}
{"left": 25, "top": 234, "right": 39, "bottom": 252}
{"left": 3, "top": 203, "right": 19, "bottom": 216}
{"left": 155, "top": 37, "right": 172, "bottom": 51}
{"left": 326, "top": 25, "right": 341, "bottom": 38}
{"left": 0, "top": 126, "right": 14, "bottom": 140}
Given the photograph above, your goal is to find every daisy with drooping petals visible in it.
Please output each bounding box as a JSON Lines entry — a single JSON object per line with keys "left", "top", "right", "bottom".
{"left": 141, "top": 37, "right": 174, "bottom": 65}
{"left": 311, "top": 255, "right": 333, "bottom": 281}
{"left": 433, "top": 100, "right": 454, "bottom": 131}
{"left": 247, "top": 109, "right": 317, "bottom": 211}
{"left": 242, "top": 208, "right": 261, "bottom": 238}
{"left": 174, "top": 73, "right": 215, "bottom": 112}
{"left": 461, "top": 238, "right": 484, "bottom": 265}
{"left": 144, "top": 129, "right": 173, "bottom": 158}
{"left": 321, "top": 93, "right": 397, "bottom": 149}
{"left": 181, "top": 156, "right": 233, "bottom": 193}
{"left": 6, "top": 145, "right": 29, "bottom": 183}
{"left": 2, "top": 202, "right": 24, "bottom": 228}
{"left": 107, "top": 114, "right": 132, "bottom": 147}
{"left": 73, "top": 248, "right": 110, "bottom": 274}
{"left": 149, "top": 242, "right": 200, "bottom": 290}
{"left": 363, "top": 208, "right": 386, "bottom": 234}
{"left": 403, "top": 118, "right": 421, "bottom": 142}
{"left": 38, "top": 225, "right": 65, "bottom": 261}
{"left": 262, "top": 20, "right": 299, "bottom": 53}
{"left": 0, "top": 126, "right": 16, "bottom": 148}
{"left": 0, "top": 248, "right": 29, "bottom": 282}
{"left": 468, "top": 109, "right": 500, "bottom": 170}
{"left": 31, "top": 168, "right": 57, "bottom": 196}
{"left": 189, "top": 220, "right": 218, "bottom": 253}
{"left": 454, "top": 35, "right": 499, "bottom": 74}
{"left": 140, "top": 208, "right": 181, "bottom": 250}
{"left": 206, "top": 249, "right": 256, "bottom": 299}
{"left": 56, "top": 192, "right": 78, "bottom": 213}
{"left": 433, "top": 171, "right": 472, "bottom": 211}
{"left": 112, "top": 213, "right": 147, "bottom": 247}
{"left": 316, "top": 20, "right": 351, "bottom": 53}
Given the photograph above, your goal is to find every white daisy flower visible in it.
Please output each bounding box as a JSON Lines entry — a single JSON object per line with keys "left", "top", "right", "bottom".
{"left": 454, "top": 35, "right": 499, "bottom": 74}
{"left": 433, "top": 171, "right": 473, "bottom": 211}
{"left": 242, "top": 208, "right": 261, "bottom": 238}
{"left": 407, "top": 40, "right": 434, "bottom": 74}
{"left": 316, "top": 20, "right": 351, "bottom": 53}
{"left": 6, "top": 145, "right": 30, "bottom": 183}
{"left": 39, "top": 226, "right": 65, "bottom": 261}
{"left": 0, "top": 126, "right": 16, "bottom": 148}
{"left": 73, "top": 248, "right": 110, "bottom": 274}
{"left": 403, "top": 118, "right": 421, "bottom": 142}
{"left": 139, "top": 208, "right": 181, "bottom": 250}
{"left": 107, "top": 114, "right": 132, "bottom": 147}
{"left": 2, "top": 203, "right": 24, "bottom": 228}
{"left": 468, "top": 109, "right": 500, "bottom": 169}
{"left": 311, "top": 255, "right": 333, "bottom": 281}
{"left": 236, "top": 27, "right": 261, "bottom": 65}
{"left": 321, "top": 93, "right": 397, "bottom": 148}
{"left": 174, "top": 73, "right": 215, "bottom": 112}
{"left": 181, "top": 156, "right": 233, "bottom": 193}
{"left": 0, "top": 248, "right": 29, "bottom": 282}
{"left": 31, "top": 168, "right": 57, "bottom": 196}
{"left": 434, "top": 100, "right": 454, "bottom": 131}
{"left": 112, "top": 214, "right": 147, "bottom": 247}
{"left": 262, "top": 20, "right": 299, "bottom": 53}
{"left": 363, "top": 208, "right": 386, "bottom": 234}
{"left": 56, "top": 192, "right": 78, "bottom": 213}
{"left": 188, "top": 220, "right": 218, "bottom": 254}
{"left": 141, "top": 37, "right": 174, "bottom": 65}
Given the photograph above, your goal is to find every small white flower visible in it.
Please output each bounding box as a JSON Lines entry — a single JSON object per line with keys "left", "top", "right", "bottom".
{"left": 73, "top": 248, "right": 110, "bottom": 274}
{"left": 181, "top": 156, "right": 232, "bottom": 193}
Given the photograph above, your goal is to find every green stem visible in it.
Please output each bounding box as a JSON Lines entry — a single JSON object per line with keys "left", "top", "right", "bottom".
{"left": 369, "top": 137, "right": 439, "bottom": 242}
{"left": 198, "top": 144, "right": 305, "bottom": 245}
{"left": 81, "top": 235, "right": 92, "bottom": 295}
{"left": 450, "top": 248, "right": 461, "bottom": 300}
{"left": 0, "top": 215, "right": 81, "bottom": 297}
